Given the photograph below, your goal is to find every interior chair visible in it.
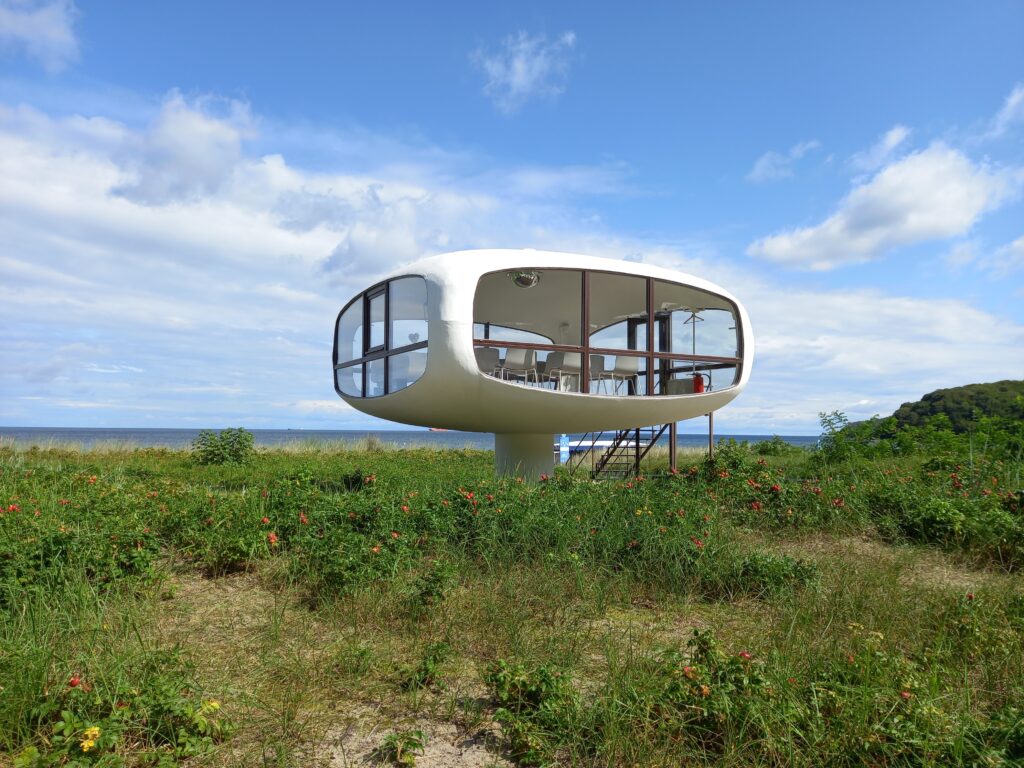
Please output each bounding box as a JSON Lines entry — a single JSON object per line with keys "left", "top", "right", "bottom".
{"left": 609, "top": 355, "right": 640, "bottom": 395}
{"left": 474, "top": 347, "right": 500, "bottom": 377}
{"left": 500, "top": 347, "right": 538, "bottom": 385}
{"left": 588, "top": 354, "right": 609, "bottom": 393}
{"left": 546, "top": 351, "right": 582, "bottom": 391}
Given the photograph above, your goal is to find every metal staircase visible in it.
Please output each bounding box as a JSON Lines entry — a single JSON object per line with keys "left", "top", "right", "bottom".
{"left": 566, "top": 423, "right": 669, "bottom": 478}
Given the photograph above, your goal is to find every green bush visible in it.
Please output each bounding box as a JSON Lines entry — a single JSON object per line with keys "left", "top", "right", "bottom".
{"left": 190, "top": 428, "right": 255, "bottom": 465}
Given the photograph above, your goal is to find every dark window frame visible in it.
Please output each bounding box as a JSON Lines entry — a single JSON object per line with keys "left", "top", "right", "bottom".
{"left": 333, "top": 275, "right": 428, "bottom": 399}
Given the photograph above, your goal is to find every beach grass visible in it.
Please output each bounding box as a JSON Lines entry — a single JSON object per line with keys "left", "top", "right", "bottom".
{"left": 1, "top": 433, "right": 1022, "bottom": 766}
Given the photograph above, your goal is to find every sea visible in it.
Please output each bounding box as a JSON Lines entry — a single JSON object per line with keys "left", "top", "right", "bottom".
{"left": 0, "top": 427, "right": 820, "bottom": 451}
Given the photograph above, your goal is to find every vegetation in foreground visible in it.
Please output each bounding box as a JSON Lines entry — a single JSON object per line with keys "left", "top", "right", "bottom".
{"left": 0, "top": 411, "right": 1022, "bottom": 767}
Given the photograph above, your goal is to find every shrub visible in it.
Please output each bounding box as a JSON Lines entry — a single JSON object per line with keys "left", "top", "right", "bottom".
{"left": 191, "top": 428, "right": 255, "bottom": 465}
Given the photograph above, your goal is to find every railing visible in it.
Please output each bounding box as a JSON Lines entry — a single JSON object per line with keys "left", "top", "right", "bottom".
{"left": 566, "top": 423, "right": 670, "bottom": 478}
{"left": 474, "top": 340, "right": 740, "bottom": 396}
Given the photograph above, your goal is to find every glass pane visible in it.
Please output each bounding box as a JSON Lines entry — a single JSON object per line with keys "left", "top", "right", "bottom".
{"left": 336, "top": 299, "right": 363, "bottom": 363}
{"left": 368, "top": 292, "right": 386, "bottom": 350}
{"left": 366, "top": 357, "right": 386, "bottom": 397}
{"left": 589, "top": 272, "right": 648, "bottom": 351}
{"left": 654, "top": 280, "right": 738, "bottom": 358}
{"left": 388, "top": 349, "right": 428, "bottom": 391}
{"left": 388, "top": 277, "right": 428, "bottom": 349}
{"left": 474, "top": 269, "right": 583, "bottom": 346}
{"left": 336, "top": 364, "right": 363, "bottom": 397}
{"left": 485, "top": 325, "right": 551, "bottom": 344}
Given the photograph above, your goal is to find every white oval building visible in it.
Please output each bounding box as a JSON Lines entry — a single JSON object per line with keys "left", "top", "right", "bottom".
{"left": 333, "top": 249, "right": 753, "bottom": 477}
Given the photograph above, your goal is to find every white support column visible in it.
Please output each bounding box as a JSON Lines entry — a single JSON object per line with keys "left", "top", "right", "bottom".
{"left": 494, "top": 433, "right": 554, "bottom": 480}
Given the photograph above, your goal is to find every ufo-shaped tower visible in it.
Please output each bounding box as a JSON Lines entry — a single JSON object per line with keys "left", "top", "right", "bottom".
{"left": 333, "top": 249, "right": 753, "bottom": 478}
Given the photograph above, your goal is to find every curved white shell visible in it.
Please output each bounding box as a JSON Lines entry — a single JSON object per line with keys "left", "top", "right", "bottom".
{"left": 334, "top": 249, "right": 753, "bottom": 433}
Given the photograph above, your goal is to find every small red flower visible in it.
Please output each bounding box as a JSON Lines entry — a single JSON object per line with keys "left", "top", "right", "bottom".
{"left": 261, "top": 516, "right": 270, "bottom": 524}
{"left": 68, "top": 675, "right": 81, "bottom": 688}
{"left": 87, "top": 475, "right": 97, "bottom": 484}
{"left": 750, "top": 501, "right": 763, "bottom": 511}
{"left": 831, "top": 498, "right": 845, "bottom": 508}
{"left": 738, "top": 651, "right": 752, "bottom": 660}
{"left": 59, "top": 499, "right": 71, "bottom": 505}
{"left": 370, "top": 544, "right": 381, "bottom": 554}
{"left": 769, "top": 484, "right": 781, "bottom": 492}
{"left": 261, "top": 488, "right": 269, "bottom": 498}
{"left": 299, "top": 512, "right": 309, "bottom": 525}
{"left": 690, "top": 536, "right": 705, "bottom": 549}
{"left": 267, "top": 532, "right": 278, "bottom": 545}
{"left": 539, "top": 474, "right": 550, "bottom": 482}
{"left": 390, "top": 530, "right": 400, "bottom": 539}
{"left": 900, "top": 690, "right": 913, "bottom": 700}
{"left": 966, "top": 592, "right": 975, "bottom": 601}
{"left": 6, "top": 504, "right": 19, "bottom": 513}
{"left": 401, "top": 505, "right": 410, "bottom": 513}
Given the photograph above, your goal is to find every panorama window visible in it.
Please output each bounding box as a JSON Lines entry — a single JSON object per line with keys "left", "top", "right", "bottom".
{"left": 473, "top": 269, "right": 742, "bottom": 396}
{"left": 334, "top": 276, "right": 428, "bottom": 398}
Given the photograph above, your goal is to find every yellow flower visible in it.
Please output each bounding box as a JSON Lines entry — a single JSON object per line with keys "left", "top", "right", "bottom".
{"left": 200, "top": 699, "right": 221, "bottom": 713}
{"left": 83, "top": 726, "right": 101, "bottom": 740}
{"left": 80, "top": 738, "right": 96, "bottom": 752}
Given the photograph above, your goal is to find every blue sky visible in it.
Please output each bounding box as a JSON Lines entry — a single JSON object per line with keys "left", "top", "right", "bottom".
{"left": 1, "top": 1, "right": 1022, "bottom": 434}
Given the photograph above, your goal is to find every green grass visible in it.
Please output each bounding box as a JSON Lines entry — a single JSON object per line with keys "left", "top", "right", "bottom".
{"left": 1, "top": 436, "right": 1022, "bottom": 766}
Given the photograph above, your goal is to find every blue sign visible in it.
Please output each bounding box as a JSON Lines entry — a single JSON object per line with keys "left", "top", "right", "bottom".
{"left": 559, "top": 433, "right": 570, "bottom": 464}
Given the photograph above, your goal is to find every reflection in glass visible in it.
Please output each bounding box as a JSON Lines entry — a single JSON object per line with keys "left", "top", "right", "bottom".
{"left": 336, "top": 365, "right": 363, "bottom": 397}
{"left": 336, "top": 302, "right": 363, "bottom": 363}
{"left": 654, "top": 280, "right": 738, "bottom": 358}
{"left": 388, "top": 349, "right": 428, "bottom": 391}
{"left": 366, "top": 358, "right": 386, "bottom": 397}
{"left": 474, "top": 269, "right": 582, "bottom": 345}
{"left": 368, "top": 292, "right": 386, "bottom": 349}
{"left": 588, "top": 272, "right": 648, "bottom": 351}
{"left": 389, "top": 277, "right": 428, "bottom": 348}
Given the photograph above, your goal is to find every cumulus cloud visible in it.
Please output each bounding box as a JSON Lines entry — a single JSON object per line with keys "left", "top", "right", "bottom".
{"left": 2, "top": 94, "right": 1022, "bottom": 433}
{"left": 746, "top": 140, "right": 820, "bottom": 183}
{"left": 849, "top": 124, "right": 911, "bottom": 173}
{"left": 747, "top": 143, "right": 1017, "bottom": 269}
{"left": 473, "top": 30, "right": 577, "bottom": 114}
{"left": 0, "top": 0, "right": 78, "bottom": 72}
{"left": 114, "top": 91, "right": 254, "bottom": 204}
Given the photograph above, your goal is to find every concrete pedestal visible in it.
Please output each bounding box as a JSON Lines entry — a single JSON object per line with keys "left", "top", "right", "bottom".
{"left": 495, "top": 433, "right": 554, "bottom": 480}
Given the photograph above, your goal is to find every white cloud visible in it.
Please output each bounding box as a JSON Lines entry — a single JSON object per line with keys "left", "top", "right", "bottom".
{"left": 114, "top": 91, "right": 254, "bottom": 204}
{"left": 747, "top": 143, "right": 1017, "bottom": 269}
{"left": 849, "top": 124, "right": 911, "bottom": 173}
{"left": 0, "top": 0, "right": 78, "bottom": 72}
{"left": 956, "top": 235, "right": 1024, "bottom": 276}
{"left": 2, "top": 94, "right": 1022, "bottom": 434}
{"left": 985, "top": 83, "right": 1024, "bottom": 139}
{"left": 746, "top": 139, "right": 820, "bottom": 183}
{"left": 473, "top": 31, "right": 577, "bottom": 114}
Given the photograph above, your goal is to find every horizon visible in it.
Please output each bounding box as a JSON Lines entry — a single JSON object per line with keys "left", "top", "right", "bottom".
{"left": 2, "top": 2, "right": 1023, "bottom": 433}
